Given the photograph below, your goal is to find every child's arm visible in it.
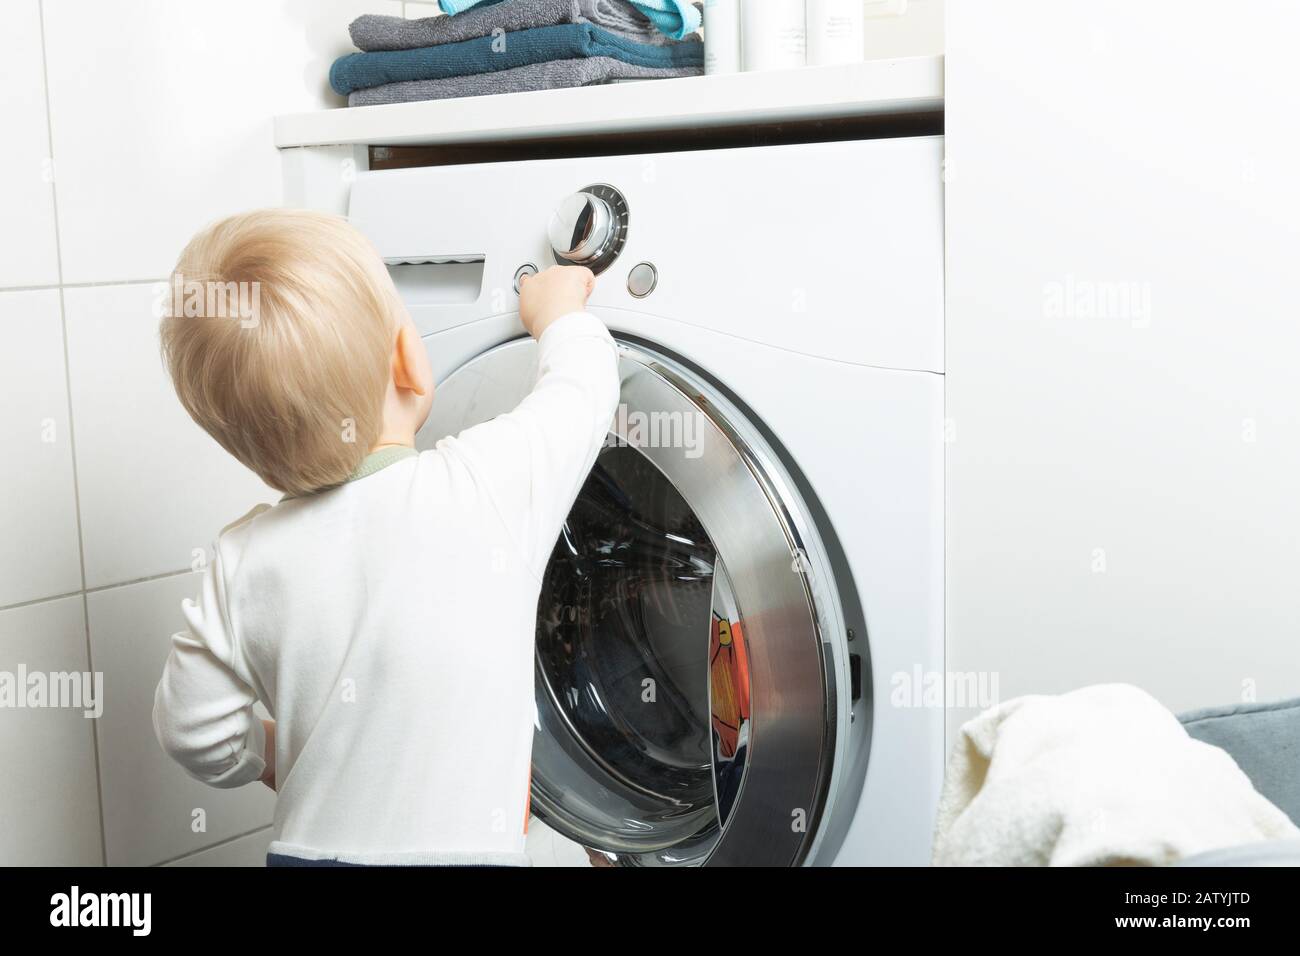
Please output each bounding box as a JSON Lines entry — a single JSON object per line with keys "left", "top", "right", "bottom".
{"left": 153, "top": 552, "right": 268, "bottom": 789}
{"left": 444, "top": 266, "right": 620, "bottom": 577}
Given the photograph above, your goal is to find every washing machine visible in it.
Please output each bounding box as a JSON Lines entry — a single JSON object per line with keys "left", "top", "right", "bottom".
{"left": 347, "top": 135, "right": 944, "bottom": 866}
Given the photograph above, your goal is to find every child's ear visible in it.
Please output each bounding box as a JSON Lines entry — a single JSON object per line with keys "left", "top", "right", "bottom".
{"left": 392, "top": 323, "right": 431, "bottom": 397}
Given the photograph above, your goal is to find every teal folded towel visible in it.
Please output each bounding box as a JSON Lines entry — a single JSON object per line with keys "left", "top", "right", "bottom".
{"left": 329, "top": 23, "right": 703, "bottom": 96}
{"left": 439, "top": 0, "right": 701, "bottom": 41}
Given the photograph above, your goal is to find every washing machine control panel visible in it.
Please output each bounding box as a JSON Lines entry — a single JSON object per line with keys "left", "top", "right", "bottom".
{"left": 547, "top": 184, "right": 628, "bottom": 275}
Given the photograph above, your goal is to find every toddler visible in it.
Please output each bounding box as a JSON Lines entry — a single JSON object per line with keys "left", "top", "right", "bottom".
{"left": 152, "top": 208, "right": 618, "bottom": 866}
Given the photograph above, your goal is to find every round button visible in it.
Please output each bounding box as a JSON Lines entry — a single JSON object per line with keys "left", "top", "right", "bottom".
{"left": 627, "top": 262, "right": 658, "bottom": 298}
{"left": 513, "top": 263, "right": 538, "bottom": 295}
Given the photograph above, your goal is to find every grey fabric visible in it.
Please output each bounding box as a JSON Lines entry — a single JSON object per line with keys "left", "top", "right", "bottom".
{"left": 1179, "top": 697, "right": 1300, "bottom": 826}
{"left": 1175, "top": 838, "right": 1300, "bottom": 867}
{"left": 350, "top": 0, "right": 695, "bottom": 52}
{"left": 347, "top": 55, "right": 700, "bottom": 106}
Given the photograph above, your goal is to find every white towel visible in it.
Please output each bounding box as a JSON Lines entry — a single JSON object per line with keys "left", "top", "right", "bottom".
{"left": 932, "top": 684, "right": 1299, "bottom": 866}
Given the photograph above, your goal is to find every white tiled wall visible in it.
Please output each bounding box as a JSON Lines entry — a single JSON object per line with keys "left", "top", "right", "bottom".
{"left": 0, "top": 0, "right": 395, "bottom": 867}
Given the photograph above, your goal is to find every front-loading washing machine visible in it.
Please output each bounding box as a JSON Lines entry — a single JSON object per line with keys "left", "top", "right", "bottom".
{"left": 348, "top": 135, "right": 944, "bottom": 866}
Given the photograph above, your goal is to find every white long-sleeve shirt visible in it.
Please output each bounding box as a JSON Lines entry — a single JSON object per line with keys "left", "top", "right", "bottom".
{"left": 153, "top": 312, "right": 620, "bottom": 866}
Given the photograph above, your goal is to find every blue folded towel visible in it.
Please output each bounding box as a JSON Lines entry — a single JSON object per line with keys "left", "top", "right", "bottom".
{"left": 439, "top": 0, "right": 502, "bottom": 15}
{"left": 620, "top": 0, "right": 702, "bottom": 41}
{"left": 439, "top": 0, "right": 701, "bottom": 41}
{"left": 330, "top": 22, "right": 703, "bottom": 96}
{"left": 439, "top": 0, "right": 494, "bottom": 14}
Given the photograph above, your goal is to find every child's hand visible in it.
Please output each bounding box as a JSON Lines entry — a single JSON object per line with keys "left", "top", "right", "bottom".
{"left": 260, "top": 718, "right": 276, "bottom": 791}
{"left": 518, "top": 265, "right": 595, "bottom": 339}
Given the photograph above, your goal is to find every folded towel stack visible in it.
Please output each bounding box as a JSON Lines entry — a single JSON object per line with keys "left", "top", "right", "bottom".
{"left": 333, "top": 0, "right": 704, "bottom": 107}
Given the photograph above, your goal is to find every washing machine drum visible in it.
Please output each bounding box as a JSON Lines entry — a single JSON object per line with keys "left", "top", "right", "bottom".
{"left": 420, "top": 337, "right": 838, "bottom": 866}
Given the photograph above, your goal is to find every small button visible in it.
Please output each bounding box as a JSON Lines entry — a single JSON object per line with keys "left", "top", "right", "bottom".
{"left": 627, "top": 262, "right": 658, "bottom": 298}
{"left": 513, "top": 263, "right": 538, "bottom": 295}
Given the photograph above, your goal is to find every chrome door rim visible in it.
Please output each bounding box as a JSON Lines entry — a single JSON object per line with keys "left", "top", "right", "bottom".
{"left": 419, "top": 337, "right": 839, "bottom": 866}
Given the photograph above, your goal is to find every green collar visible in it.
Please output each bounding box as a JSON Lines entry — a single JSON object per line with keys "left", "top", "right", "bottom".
{"left": 280, "top": 446, "right": 418, "bottom": 501}
{"left": 347, "top": 445, "right": 418, "bottom": 482}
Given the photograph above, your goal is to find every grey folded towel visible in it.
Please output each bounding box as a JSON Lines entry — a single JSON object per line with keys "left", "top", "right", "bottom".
{"left": 347, "top": 55, "right": 701, "bottom": 106}
{"left": 351, "top": 0, "right": 698, "bottom": 52}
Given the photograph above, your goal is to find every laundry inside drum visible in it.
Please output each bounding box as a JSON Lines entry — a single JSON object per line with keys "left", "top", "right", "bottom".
{"left": 531, "top": 443, "right": 748, "bottom": 863}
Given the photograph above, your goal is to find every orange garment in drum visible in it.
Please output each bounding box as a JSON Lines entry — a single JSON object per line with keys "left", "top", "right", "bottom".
{"left": 709, "top": 614, "right": 751, "bottom": 757}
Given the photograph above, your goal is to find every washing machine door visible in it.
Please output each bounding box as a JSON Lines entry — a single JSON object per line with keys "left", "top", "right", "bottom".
{"left": 418, "top": 336, "right": 836, "bottom": 866}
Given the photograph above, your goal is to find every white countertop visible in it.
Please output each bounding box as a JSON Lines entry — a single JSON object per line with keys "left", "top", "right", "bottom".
{"left": 274, "top": 55, "right": 943, "bottom": 149}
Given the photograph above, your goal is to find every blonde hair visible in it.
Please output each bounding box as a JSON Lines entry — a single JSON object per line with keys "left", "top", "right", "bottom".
{"left": 160, "top": 209, "right": 402, "bottom": 497}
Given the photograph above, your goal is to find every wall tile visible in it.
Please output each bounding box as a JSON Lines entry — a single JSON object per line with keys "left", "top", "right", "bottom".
{"left": 0, "top": 0, "right": 59, "bottom": 288}
{"left": 165, "top": 827, "right": 272, "bottom": 867}
{"left": 0, "top": 596, "right": 103, "bottom": 865}
{"left": 0, "top": 289, "right": 82, "bottom": 607}
{"left": 87, "top": 572, "right": 275, "bottom": 866}
{"left": 64, "top": 282, "right": 272, "bottom": 589}
{"left": 43, "top": 0, "right": 398, "bottom": 284}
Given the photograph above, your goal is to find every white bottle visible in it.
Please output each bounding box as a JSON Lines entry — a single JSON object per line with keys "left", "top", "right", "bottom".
{"left": 807, "top": 0, "right": 864, "bottom": 66}
{"left": 741, "top": 0, "right": 807, "bottom": 73}
{"left": 703, "top": 0, "right": 741, "bottom": 75}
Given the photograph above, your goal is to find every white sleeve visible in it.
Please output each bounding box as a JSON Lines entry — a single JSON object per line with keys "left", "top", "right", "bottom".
{"left": 443, "top": 311, "right": 620, "bottom": 577}
{"left": 152, "top": 551, "right": 266, "bottom": 789}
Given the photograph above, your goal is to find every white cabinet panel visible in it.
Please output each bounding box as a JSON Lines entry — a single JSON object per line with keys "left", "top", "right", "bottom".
{"left": 945, "top": 0, "right": 1300, "bottom": 739}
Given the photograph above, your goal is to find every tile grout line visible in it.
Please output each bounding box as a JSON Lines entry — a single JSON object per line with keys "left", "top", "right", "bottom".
{"left": 0, "top": 587, "right": 85, "bottom": 614}
{"left": 1, "top": 277, "right": 169, "bottom": 294}
{"left": 150, "top": 824, "right": 274, "bottom": 868}
{"left": 84, "top": 566, "right": 195, "bottom": 594}
{"left": 36, "top": 0, "right": 110, "bottom": 870}
{"left": 0, "top": 565, "right": 198, "bottom": 615}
